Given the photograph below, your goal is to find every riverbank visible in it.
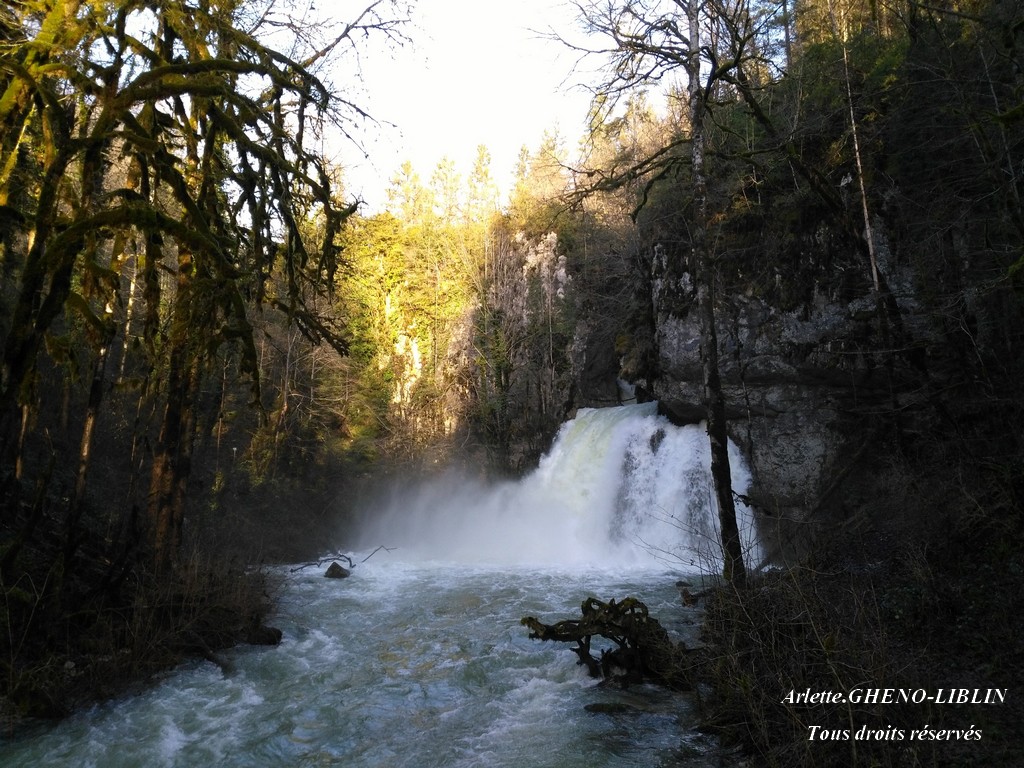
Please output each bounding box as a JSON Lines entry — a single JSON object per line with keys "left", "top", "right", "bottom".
{"left": 695, "top": 470, "right": 1024, "bottom": 767}
{"left": 0, "top": 545, "right": 279, "bottom": 730}
{"left": 0, "top": 465, "right": 348, "bottom": 729}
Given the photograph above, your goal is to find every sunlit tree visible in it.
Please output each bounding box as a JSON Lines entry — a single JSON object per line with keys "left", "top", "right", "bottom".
{"left": 0, "top": 0, "right": 410, "bottom": 571}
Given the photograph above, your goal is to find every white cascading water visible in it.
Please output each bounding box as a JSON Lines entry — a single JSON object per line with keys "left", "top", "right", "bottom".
{"left": 2, "top": 404, "right": 755, "bottom": 768}
{"left": 356, "top": 402, "right": 761, "bottom": 571}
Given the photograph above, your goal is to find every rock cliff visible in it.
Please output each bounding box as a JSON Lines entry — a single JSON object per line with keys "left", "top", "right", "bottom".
{"left": 638, "top": 228, "right": 943, "bottom": 559}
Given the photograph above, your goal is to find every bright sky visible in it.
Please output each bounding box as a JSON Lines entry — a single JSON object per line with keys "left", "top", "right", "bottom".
{"left": 331, "top": 0, "right": 597, "bottom": 212}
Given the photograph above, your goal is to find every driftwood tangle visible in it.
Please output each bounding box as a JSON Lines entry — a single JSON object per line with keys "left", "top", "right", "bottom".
{"left": 521, "top": 597, "right": 693, "bottom": 690}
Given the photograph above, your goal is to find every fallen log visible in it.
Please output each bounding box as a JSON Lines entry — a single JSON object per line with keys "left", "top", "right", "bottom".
{"left": 522, "top": 597, "right": 694, "bottom": 690}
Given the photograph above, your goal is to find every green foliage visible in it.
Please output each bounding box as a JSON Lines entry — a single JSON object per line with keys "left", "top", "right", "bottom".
{"left": 2, "top": 0, "right": 1022, "bottom": 729}
{"left": 330, "top": 141, "right": 585, "bottom": 471}
{"left": 336, "top": 172, "right": 479, "bottom": 460}
{"left": 508, "top": 131, "right": 575, "bottom": 242}
{"left": 0, "top": 0, "right": 409, "bottom": 718}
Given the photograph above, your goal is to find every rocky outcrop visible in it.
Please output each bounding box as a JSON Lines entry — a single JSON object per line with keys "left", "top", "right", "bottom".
{"left": 643, "top": 233, "right": 936, "bottom": 548}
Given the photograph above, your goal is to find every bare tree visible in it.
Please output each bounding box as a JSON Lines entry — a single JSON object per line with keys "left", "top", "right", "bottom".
{"left": 560, "top": 0, "right": 777, "bottom": 585}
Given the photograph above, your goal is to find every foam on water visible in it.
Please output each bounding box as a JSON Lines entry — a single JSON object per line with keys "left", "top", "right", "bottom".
{"left": 2, "top": 405, "right": 753, "bottom": 767}
{"left": 356, "top": 403, "right": 761, "bottom": 569}
{"left": 1, "top": 560, "right": 720, "bottom": 767}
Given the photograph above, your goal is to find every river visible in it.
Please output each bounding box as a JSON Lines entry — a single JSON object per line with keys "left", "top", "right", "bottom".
{"left": 1, "top": 404, "right": 760, "bottom": 767}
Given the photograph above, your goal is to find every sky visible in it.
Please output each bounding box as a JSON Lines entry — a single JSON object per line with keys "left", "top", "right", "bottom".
{"left": 329, "top": 0, "right": 598, "bottom": 212}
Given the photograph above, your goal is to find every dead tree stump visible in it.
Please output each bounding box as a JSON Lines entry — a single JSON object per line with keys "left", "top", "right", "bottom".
{"left": 522, "top": 597, "right": 694, "bottom": 690}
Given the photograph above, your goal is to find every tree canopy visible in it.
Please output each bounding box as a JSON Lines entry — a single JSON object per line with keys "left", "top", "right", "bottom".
{"left": 2, "top": 0, "right": 1024, "bottom": 734}
{"left": 0, "top": 0, "right": 410, "bottom": 569}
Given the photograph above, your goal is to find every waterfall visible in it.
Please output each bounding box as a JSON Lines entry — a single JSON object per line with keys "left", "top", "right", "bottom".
{"left": 7, "top": 403, "right": 739, "bottom": 766}
{"left": 355, "top": 403, "right": 761, "bottom": 571}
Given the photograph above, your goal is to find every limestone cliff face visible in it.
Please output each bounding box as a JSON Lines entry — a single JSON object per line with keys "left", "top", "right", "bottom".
{"left": 643, "top": 230, "right": 934, "bottom": 531}
{"left": 525, "top": 210, "right": 1009, "bottom": 549}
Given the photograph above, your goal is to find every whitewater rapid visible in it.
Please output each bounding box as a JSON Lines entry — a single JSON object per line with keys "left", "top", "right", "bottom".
{"left": 2, "top": 562, "right": 720, "bottom": 767}
{"left": 1, "top": 403, "right": 758, "bottom": 767}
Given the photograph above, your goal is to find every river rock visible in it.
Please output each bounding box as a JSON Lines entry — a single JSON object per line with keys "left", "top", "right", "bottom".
{"left": 246, "top": 624, "right": 283, "bottom": 646}
{"left": 325, "top": 562, "right": 351, "bottom": 579}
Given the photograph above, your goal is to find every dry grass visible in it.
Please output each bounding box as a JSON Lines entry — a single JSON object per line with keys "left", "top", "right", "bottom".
{"left": 695, "top": 452, "right": 1024, "bottom": 767}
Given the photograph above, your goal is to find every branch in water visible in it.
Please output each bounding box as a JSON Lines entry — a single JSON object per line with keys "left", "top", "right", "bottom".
{"left": 289, "top": 545, "right": 397, "bottom": 573}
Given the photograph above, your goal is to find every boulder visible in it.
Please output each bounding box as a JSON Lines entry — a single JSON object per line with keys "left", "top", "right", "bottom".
{"left": 324, "top": 562, "right": 351, "bottom": 579}
{"left": 246, "top": 624, "right": 283, "bottom": 646}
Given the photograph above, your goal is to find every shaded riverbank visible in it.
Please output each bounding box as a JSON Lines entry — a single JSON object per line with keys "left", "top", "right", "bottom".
{"left": 1, "top": 561, "right": 720, "bottom": 767}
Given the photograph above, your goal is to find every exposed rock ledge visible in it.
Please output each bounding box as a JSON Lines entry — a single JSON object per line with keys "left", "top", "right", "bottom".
{"left": 651, "top": 283, "right": 932, "bottom": 551}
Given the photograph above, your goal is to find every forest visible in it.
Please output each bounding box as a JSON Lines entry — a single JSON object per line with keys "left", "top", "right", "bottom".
{"left": 1, "top": 0, "right": 1023, "bottom": 764}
